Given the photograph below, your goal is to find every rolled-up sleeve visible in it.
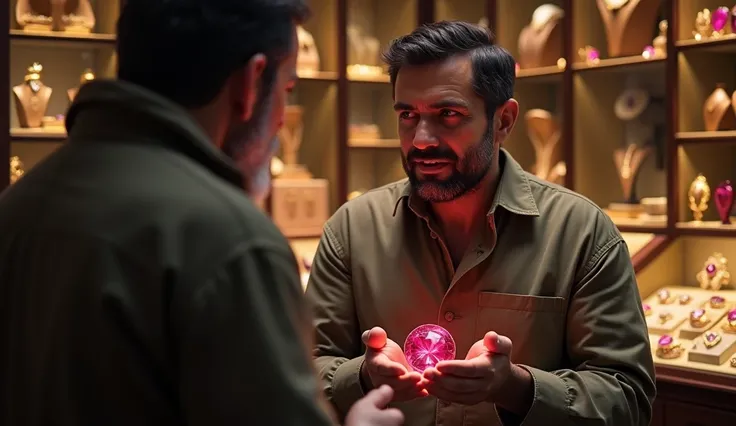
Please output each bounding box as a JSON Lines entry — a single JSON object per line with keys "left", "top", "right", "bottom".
{"left": 305, "top": 221, "right": 365, "bottom": 420}
{"left": 506, "top": 238, "right": 656, "bottom": 426}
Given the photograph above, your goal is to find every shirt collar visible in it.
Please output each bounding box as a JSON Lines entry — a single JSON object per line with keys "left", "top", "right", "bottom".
{"left": 392, "top": 148, "right": 540, "bottom": 218}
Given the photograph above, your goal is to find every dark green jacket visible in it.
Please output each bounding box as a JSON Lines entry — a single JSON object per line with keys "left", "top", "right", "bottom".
{"left": 0, "top": 80, "right": 334, "bottom": 426}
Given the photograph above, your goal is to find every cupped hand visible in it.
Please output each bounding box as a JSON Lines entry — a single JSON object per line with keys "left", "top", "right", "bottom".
{"left": 345, "top": 385, "right": 405, "bottom": 426}
{"left": 361, "top": 327, "right": 428, "bottom": 402}
{"left": 420, "top": 331, "right": 513, "bottom": 406}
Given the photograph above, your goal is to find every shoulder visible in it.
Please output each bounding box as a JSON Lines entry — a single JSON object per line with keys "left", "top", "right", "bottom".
{"left": 326, "top": 178, "right": 409, "bottom": 232}
{"left": 524, "top": 174, "right": 624, "bottom": 261}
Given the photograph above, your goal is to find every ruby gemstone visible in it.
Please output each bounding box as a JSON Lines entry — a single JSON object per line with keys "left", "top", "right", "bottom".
{"left": 658, "top": 335, "right": 673, "bottom": 346}
{"left": 404, "top": 324, "right": 456, "bottom": 373}
{"left": 706, "top": 263, "right": 717, "bottom": 276}
{"left": 587, "top": 48, "right": 599, "bottom": 61}
{"left": 692, "top": 309, "right": 705, "bottom": 319}
{"left": 711, "top": 295, "right": 725, "bottom": 305}
{"left": 715, "top": 181, "right": 734, "bottom": 224}
{"left": 728, "top": 309, "right": 736, "bottom": 322}
{"left": 642, "top": 303, "right": 651, "bottom": 311}
{"left": 713, "top": 7, "right": 729, "bottom": 32}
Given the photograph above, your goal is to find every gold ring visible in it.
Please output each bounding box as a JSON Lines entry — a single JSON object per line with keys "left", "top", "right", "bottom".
{"left": 723, "top": 309, "right": 736, "bottom": 334}
{"left": 703, "top": 331, "right": 722, "bottom": 349}
{"left": 656, "top": 335, "right": 683, "bottom": 359}
{"left": 709, "top": 295, "right": 726, "bottom": 309}
{"left": 658, "top": 311, "right": 672, "bottom": 324}
{"left": 689, "top": 309, "right": 709, "bottom": 328}
{"left": 678, "top": 294, "right": 692, "bottom": 305}
{"left": 657, "top": 289, "right": 675, "bottom": 305}
{"left": 731, "top": 357, "right": 736, "bottom": 368}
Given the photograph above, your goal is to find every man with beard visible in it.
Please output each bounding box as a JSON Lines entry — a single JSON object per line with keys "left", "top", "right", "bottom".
{"left": 0, "top": 1, "right": 404, "bottom": 425}
{"left": 306, "top": 21, "right": 656, "bottom": 426}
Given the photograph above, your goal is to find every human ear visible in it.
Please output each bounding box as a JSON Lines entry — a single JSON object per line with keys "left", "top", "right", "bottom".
{"left": 231, "top": 53, "right": 267, "bottom": 121}
{"left": 495, "top": 99, "right": 519, "bottom": 140}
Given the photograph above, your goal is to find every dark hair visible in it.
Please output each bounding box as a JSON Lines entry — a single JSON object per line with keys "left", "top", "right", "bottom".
{"left": 116, "top": 0, "right": 310, "bottom": 108}
{"left": 382, "top": 21, "right": 515, "bottom": 119}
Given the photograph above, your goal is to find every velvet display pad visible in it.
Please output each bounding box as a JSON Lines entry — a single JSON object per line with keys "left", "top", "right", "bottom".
{"left": 687, "top": 333, "right": 736, "bottom": 366}
{"left": 678, "top": 308, "right": 728, "bottom": 340}
{"left": 646, "top": 306, "right": 689, "bottom": 335}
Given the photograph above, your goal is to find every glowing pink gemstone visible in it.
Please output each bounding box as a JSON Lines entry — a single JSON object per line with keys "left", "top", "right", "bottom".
{"left": 715, "top": 181, "right": 734, "bottom": 224}
{"left": 728, "top": 309, "right": 736, "bottom": 322}
{"left": 587, "top": 48, "right": 599, "bottom": 61}
{"left": 642, "top": 45, "right": 655, "bottom": 57}
{"left": 712, "top": 7, "right": 729, "bottom": 32}
{"left": 658, "top": 335, "right": 673, "bottom": 347}
{"left": 732, "top": 7, "right": 736, "bottom": 33}
{"left": 711, "top": 295, "right": 725, "bottom": 305}
{"left": 642, "top": 303, "right": 651, "bottom": 312}
{"left": 705, "top": 332, "right": 719, "bottom": 343}
{"left": 706, "top": 263, "right": 717, "bottom": 276}
{"left": 403, "top": 324, "right": 456, "bottom": 372}
{"left": 692, "top": 309, "right": 706, "bottom": 320}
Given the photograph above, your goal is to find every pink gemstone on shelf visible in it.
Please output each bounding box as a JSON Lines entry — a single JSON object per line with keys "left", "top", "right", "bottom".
{"left": 728, "top": 309, "right": 736, "bottom": 322}
{"left": 642, "top": 303, "right": 651, "bottom": 312}
{"left": 705, "top": 332, "right": 718, "bottom": 342}
{"left": 732, "top": 7, "right": 736, "bottom": 33}
{"left": 706, "top": 263, "right": 717, "bottom": 276}
{"left": 404, "top": 324, "right": 456, "bottom": 373}
{"left": 587, "top": 48, "right": 599, "bottom": 61}
{"left": 692, "top": 309, "right": 705, "bottom": 319}
{"left": 642, "top": 45, "right": 655, "bottom": 57}
{"left": 712, "top": 7, "right": 729, "bottom": 31}
{"left": 658, "top": 335, "right": 673, "bottom": 347}
{"left": 715, "top": 181, "right": 734, "bottom": 224}
{"left": 711, "top": 295, "right": 725, "bottom": 304}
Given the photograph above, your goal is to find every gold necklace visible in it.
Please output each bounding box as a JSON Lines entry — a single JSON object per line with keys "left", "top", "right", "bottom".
{"left": 620, "top": 144, "right": 636, "bottom": 179}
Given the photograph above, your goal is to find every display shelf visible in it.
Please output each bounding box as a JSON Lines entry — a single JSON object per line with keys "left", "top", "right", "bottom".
{"left": 676, "top": 130, "right": 736, "bottom": 145}
{"left": 675, "top": 0, "right": 736, "bottom": 44}
{"left": 298, "top": 71, "right": 339, "bottom": 82}
{"left": 571, "top": 56, "right": 665, "bottom": 73}
{"left": 677, "top": 144, "right": 736, "bottom": 227}
{"left": 348, "top": 138, "right": 399, "bottom": 148}
{"left": 10, "top": 127, "right": 66, "bottom": 141}
{"left": 573, "top": 62, "right": 668, "bottom": 222}
{"left": 516, "top": 66, "right": 564, "bottom": 82}
{"left": 9, "top": 29, "right": 116, "bottom": 48}
{"left": 676, "top": 37, "right": 736, "bottom": 53}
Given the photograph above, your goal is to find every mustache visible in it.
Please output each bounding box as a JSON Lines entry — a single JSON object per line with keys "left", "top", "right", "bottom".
{"left": 407, "top": 147, "right": 457, "bottom": 163}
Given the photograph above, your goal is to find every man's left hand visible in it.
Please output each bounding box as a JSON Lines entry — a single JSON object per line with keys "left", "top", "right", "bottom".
{"left": 420, "top": 331, "right": 514, "bottom": 406}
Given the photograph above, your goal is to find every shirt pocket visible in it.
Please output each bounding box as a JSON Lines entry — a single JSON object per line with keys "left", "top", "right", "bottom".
{"left": 476, "top": 292, "right": 566, "bottom": 370}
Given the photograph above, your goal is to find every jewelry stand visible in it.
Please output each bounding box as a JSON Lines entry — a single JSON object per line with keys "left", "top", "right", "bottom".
{"left": 67, "top": 68, "right": 95, "bottom": 104}
{"left": 270, "top": 105, "right": 329, "bottom": 238}
{"left": 12, "top": 62, "right": 52, "bottom": 129}
{"left": 16, "top": 0, "right": 95, "bottom": 33}
{"left": 346, "top": 25, "right": 383, "bottom": 80}
{"left": 703, "top": 84, "right": 736, "bottom": 131}
{"left": 596, "top": 0, "right": 663, "bottom": 57}
{"left": 524, "top": 109, "right": 566, "bottom": 185}
{"left": 517, "top": 5, "right": 564, "bottom": 69}
{"left": 296, "top": 25, "right": 320, "bottom": 77}
{"left": 688, "top": 334, "right": 736, "bottom": 366}
{"left": 679, "top": 308, "right": 728, "bottom": 340}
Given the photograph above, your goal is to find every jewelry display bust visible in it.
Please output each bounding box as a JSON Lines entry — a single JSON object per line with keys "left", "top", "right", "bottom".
{"left": 703, "top": 84, "right": 736, "bottom": 131}
{"left": 346, "top": 25, "right": 382, "bottom": 79}
{"left": 596, "top": 0, "right": 663, "bottom": 57}
{"left": 13, "top": 62, "right": 53, "bottom": 128}
{"left": 277, "top": 105, "right": 312, "bottom": 179}
{"left": 296, "top": 25, "right": 320, "bottom": 77}
{"left": 524, "top": 109, "right": 566, "bottom": 184}
{"left": 67, "top": 68, "right": 95, "bottom": 103}
{"left": 613, "top": 143, "right": 651, "bottom": 204}
{"left": 16, "top": 0, "right": 95, "bottom": 33}
{"left": 517, "top": 4, "right": 564, "bottom": 69}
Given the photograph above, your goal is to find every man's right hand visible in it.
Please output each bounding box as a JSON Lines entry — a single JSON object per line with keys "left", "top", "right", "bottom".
{"left": 345, "top": 385, "right": 404, "bottom": 426}
{"left": 360, "top": 327, "right": 427, "bottom": 402}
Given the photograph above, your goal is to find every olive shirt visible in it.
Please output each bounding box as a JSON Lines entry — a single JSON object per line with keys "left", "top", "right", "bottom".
{"left": 305, "top": 149, "right": 656, "bottom": 426}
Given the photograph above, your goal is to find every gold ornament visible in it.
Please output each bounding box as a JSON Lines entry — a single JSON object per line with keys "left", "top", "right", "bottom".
{"left": 688, "top": 174, "right": 710, "bottom": 221}
{"left": 696, "top": 253, "right": 731, "bottom": 291}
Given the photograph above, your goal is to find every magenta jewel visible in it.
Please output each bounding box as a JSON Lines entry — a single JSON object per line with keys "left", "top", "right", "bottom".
{"left": 642, "top": 45, "right": 655, "bottom": 57}
{"left": 587, "top": 48, "right": 599, "bottom": 61}
{"left": 692, "top": 309, "right": 706, "bottom": 319}
{"left": 715, "top": 181, "right": 734, "bottom": 224}
{"left": 711, "top": 295, "right": 725, "bottom": 304}
{"left": 712, "top": 7, "right": 729, "bottom": 32}
{"left": 705, "top": 332, "right": 718, "bottom": 342}
{"left": 302, "top": 256, "right": 313, "bottom": 271}
{"left": 642, "top": 303, "right": 651, "bottom": 312}
{"left": 658, "top": 335, "right": 673, "bottom": 347}
{"left": 732, "top": 7, "right": 736, "bottom": 33}
{"left": 728, "top": 309, "right": 736, "bottom": 322}
{"left": 706, "top": 263, "right": 717, "bottom": 276}
{"left": 403, "top": 324, "right": 456, "bottom": 373}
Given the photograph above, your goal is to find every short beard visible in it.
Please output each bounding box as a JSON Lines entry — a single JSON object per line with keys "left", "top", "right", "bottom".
{"left": 403, "top": 127, "right": 494, "bottom": 203}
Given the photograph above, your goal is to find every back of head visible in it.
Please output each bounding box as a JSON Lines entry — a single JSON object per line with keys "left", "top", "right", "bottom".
{"left": 116, "top": 0, "right": 310, "bottom": 109}
{"left": 382, "top": 21, "right": 515, "bottom": 119}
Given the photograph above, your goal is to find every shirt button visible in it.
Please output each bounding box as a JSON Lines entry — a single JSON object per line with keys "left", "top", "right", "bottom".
{"left": 444, "top": 311, "right": 455, "bottom": 322}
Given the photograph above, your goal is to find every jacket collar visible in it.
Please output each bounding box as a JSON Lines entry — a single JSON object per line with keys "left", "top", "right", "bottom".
{"left": 65, "top": 79, "right": 244, "bottom": 188}
{"left": 392, "top": 148, "right": 540, "bottom": 218}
